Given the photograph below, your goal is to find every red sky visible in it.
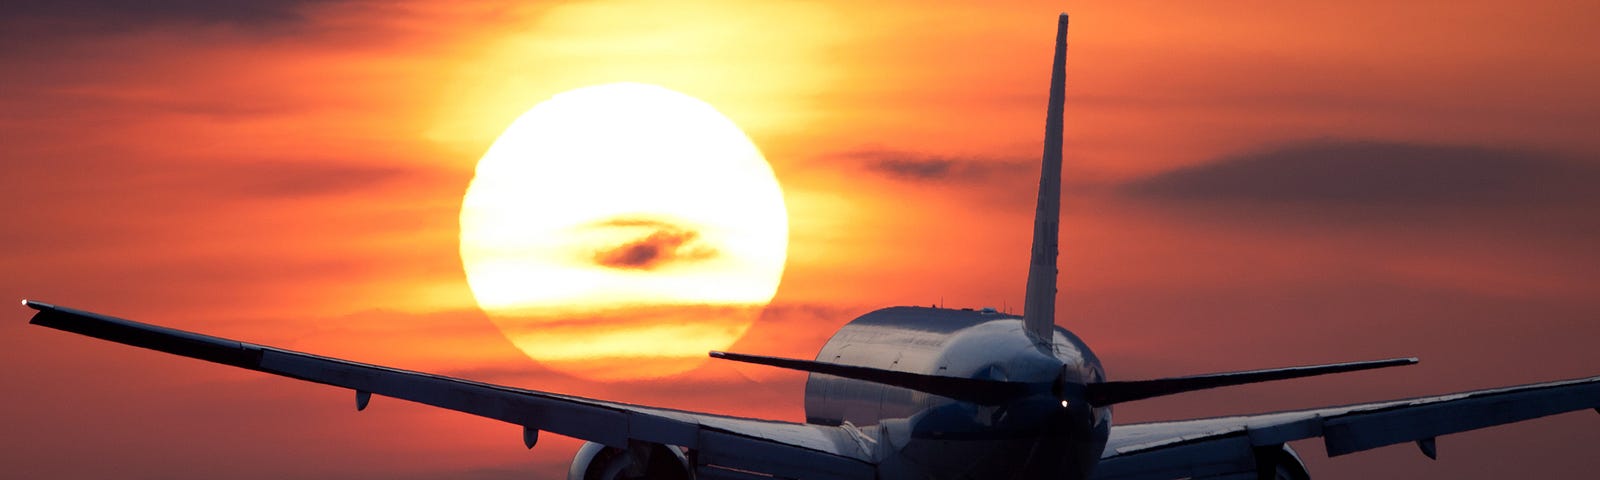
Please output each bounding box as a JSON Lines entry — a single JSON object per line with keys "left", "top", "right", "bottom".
{"left": 2, "top": 0, "right": 1598, "bottom": 478}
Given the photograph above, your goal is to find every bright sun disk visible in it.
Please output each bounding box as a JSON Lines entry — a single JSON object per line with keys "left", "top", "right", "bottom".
{"left": 459, "top": 83, "right": 788, "bottom": 380}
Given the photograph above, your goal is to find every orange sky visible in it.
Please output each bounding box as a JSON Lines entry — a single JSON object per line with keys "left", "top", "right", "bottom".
{"left": 2, "top": 1, "right": 1598, "bottom": 478}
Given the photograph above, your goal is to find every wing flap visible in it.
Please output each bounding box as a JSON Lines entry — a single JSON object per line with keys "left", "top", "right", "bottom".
{"left": 1322, "top": 376, "right": 1600, "bottom": 456}
{"left": 258, "top": 348, "right": 638, "bottom": 446}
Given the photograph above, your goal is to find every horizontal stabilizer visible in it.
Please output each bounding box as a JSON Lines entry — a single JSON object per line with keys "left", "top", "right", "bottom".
{"left": 710, "top": 351, "right": 1034, "bottom": 404}
{"left": 1086, "top": 357, "right": 1418, "bottom": 407}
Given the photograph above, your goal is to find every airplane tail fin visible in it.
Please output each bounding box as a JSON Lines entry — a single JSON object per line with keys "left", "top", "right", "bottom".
{"left": 1022, "top": 13, "right": 1068, "bottom": 343}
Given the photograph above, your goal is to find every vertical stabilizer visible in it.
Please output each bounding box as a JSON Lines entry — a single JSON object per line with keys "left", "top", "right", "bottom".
{"left": 1022, "top": 14, "right": 1068, "bottom": 344}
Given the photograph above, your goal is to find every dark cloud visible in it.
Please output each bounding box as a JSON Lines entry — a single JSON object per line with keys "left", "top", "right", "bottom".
{"left": 876, "top": 158, "right": 955, "bottom": 179}
{"left": 849, "top": 149, "right": 1034, "bottom": 183}
{"left": 1123, "top": 139, "right": 1598, "bottom": 207}
{"left": 492, "top": 304, "right": 759, "bottom": 333}
{"left": 591, "top": 219, "right": 717, "bottom": 270}
{"left": 0, "top": 0, "right": 339, "bottom": 50}
{"left": 1, "top": 0, "right": 331, "bottom": 29}
{"left": 0, "top": 159, "right": 418, "bottom": 260}
{"left": 224, "top": 162, "right": 411, "bottom": 198}
{"left": 757, "top": 302, "right": 868, "bottom": 325}
{"left": 7, "top": 159, "right": 413, "bottom": 200}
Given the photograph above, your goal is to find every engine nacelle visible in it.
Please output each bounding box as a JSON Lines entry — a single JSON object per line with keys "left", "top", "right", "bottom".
{"left": 1257, "top": 444, "right": 1311, "bottom": 480}
{"left": 568, "top": 441, "right": 693, "bottom": 480}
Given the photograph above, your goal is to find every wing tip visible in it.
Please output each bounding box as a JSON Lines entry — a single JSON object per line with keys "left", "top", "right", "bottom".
{"left": 1381, "top": 357, "right": 1420, "bottom": 367}
{"left": 21, "top": 299, "right": 52, "bottom": 311}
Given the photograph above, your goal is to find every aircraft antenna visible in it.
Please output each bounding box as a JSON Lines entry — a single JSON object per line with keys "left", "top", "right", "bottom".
{"left": 1022, "top": 14, "right": 1067, "bottom": 344}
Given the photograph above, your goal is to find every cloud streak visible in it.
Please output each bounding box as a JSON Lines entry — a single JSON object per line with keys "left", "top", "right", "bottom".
{"left": 848, "top": 149, "right": 1034, "bottom": 184}
{"left": 0, "top": 1, "right": 334, "bottom": 57}
{"left": 0, "top": 0, "right": 335, "bottom": 32}
{"left": 1122, "top": 139, "right": 1598, "bottom": 207}
{"left": 590, "top": 219, "right": 717, "bottom": 270}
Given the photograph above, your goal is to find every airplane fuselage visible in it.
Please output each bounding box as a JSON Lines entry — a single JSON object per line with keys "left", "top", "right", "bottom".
{"left": 803, "top": 306, "right": 1111, "bottom": 479}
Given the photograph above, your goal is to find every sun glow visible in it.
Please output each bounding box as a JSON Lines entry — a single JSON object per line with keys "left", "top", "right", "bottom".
{"left": 460, "top": 83, "right": 788, "bottom": 380}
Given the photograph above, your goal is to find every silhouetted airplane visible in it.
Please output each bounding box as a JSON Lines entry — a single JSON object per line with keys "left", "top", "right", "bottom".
{"left": 23, "top": 13, "right": 1600, "bottom": 480}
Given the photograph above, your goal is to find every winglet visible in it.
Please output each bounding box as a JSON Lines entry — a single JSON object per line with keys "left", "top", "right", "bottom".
{"left": 23, "top": 301, "right": 266, "bottom": 369}
{"left": 1022, "top": 13, "right": 1069, "bottom": 343}
{"left": 1085, "top": 357, "right": 1418, "bottom": 406}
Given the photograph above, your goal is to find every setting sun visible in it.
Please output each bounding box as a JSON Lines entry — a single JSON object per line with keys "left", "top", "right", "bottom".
{"left": 10, "top": 2, "right": 1600, "bottom": 478}
{"left": 459, "top": 82, "right": 788, "bottom": 380}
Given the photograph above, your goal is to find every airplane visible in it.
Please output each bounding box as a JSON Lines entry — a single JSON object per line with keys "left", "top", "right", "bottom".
{"left": 20, "top": 13, "right": 1600, "bottom": 480}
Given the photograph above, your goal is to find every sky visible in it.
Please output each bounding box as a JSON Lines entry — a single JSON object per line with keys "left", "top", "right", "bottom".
{"left": 1, "top": 0, "right": 1597, "bottom": 478}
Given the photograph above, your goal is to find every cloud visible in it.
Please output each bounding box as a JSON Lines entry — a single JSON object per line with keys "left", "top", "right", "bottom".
{"left": 1122, "top": 139, "right": 1598, "bottom": 207}
{"left": 1, "top": 0, "right": 333, "bottom": 30}
{"left": 223, "top": 162, "right": 413, "bottom": 198}
{"left": 0, "top": 0, "right": 346, "bottom": 54}
{"left": 3, "top": 158, "right": 418, "bottom": 204}
{"left": 1104, "top": 139, "right": 1600, "bottom": 302}
{"left": 848, "top": 149, "right": 1033, "bottom": 183}
{"left": 591, "top": 219, "right": 717, "bottom": 270}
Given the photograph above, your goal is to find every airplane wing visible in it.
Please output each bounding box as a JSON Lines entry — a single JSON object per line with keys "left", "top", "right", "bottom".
{"left": 23, "top": 301, "right": 876, "bottom": 480}
{"left": 1091, "top": 375, "right": 1600, "bottom": 480}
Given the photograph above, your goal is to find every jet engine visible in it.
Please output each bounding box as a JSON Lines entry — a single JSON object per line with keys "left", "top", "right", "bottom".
{"left": 1256, "top": 444, "right": 1311, "bottom": 480}
{"left": 567, "top": 441, "right": 693, "bottom": 480}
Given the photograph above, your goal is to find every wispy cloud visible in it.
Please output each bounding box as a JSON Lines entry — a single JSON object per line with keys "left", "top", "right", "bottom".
{"left": 1122, "top": 139, "right": 1598, "bottom": 207}
{"left": 846, "top": 149, "right": 1034, "bottom": 183}
{"left": 1103, "top": 138, "right": 1600, "bottom": 301}
{"left": 0, "top": 0, "right": 337, "bottom": 35}
{"left": 223, "top": 162, "right": 416, "bottom": 198}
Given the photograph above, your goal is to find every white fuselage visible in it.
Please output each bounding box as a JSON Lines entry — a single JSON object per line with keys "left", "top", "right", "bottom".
{"left": 803, "top": 306, "right": 1111, "bottom": 479}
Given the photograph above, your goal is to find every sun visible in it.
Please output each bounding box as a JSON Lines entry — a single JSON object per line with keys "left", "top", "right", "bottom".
{"left": 459, "top": 83, "right": 789, "bottom": 380}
